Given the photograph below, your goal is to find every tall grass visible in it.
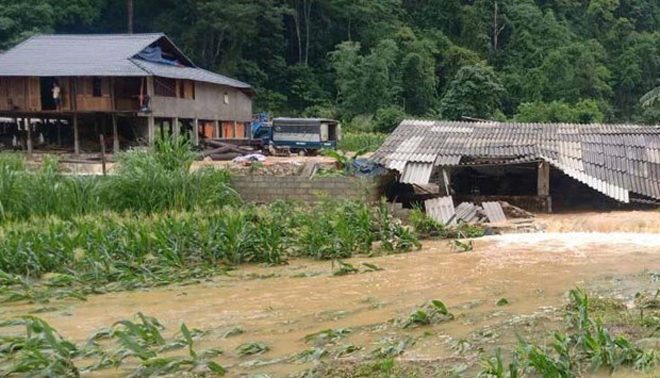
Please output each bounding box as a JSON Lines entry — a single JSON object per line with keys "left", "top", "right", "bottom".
{"left": 338, "top": 132, "right": 386, "bottom": 152}
{"left": 0, "top": 137, "right": 238, "bottom": 222}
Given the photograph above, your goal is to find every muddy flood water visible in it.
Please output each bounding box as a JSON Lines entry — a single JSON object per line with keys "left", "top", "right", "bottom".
{"left": 2, "top": 211, "right": 660, "bottom": 377}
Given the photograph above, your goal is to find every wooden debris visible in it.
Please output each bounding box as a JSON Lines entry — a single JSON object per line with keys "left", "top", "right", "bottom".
{"left": 499, "top": 201, "right": 535, "bottom": 219}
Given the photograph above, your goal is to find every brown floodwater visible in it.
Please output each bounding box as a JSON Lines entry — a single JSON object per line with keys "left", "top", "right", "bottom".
{"left": 1, "top": 212, "right": 660, "bottom": 377}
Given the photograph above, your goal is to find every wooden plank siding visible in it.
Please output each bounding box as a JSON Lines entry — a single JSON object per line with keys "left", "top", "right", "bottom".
{"left": 0, "top": 77, "right": 29, "bottom": 111}
{"left": 75, "top": 77, "right": 112, "bottom": 111}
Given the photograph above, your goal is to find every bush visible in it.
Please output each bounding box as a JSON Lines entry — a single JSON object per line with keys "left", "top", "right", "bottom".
{"left": 374, "top": 105, "right": 407, "bottom": 133}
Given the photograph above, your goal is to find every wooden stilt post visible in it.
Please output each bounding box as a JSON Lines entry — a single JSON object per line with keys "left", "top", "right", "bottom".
{"left": 73, "top": 114, "right": 80, "bottom": 155}
{"left": 112, "top": 114, "right": 119, "bottom": 153}
{"left": 173, "top": 117, "right": 179, "bottom": 139}
{"left": 233, "top": 120, "right": 238, "bottom": 139}
{"left": 214, "top": 120, "right": 220, "bottom": 139}
{"left": 146, "top": 76, "right": 155, "bottom": 145}
{"left": 193, "top": 118, "right": 199, "bottom": 145}
{"left": 25, "top": 118, "right": 33, "bottom": 157}
{"left": 100, "top": 134, "right": 107, "bottom": 176}
{"left": 147, "top": 116, "right": 155, "bottom": 145}
{"left": 57, "top": 119, "right": 62, "bottom": 146}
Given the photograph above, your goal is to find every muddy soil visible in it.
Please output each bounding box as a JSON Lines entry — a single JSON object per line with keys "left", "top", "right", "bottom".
{"left": 2, "top": 220, "right": 659, "bottom": 377}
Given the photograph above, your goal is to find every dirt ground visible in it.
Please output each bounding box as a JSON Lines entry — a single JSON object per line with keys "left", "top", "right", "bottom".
{"left": 1, "top": 211, "right": 659, "bottom": 377}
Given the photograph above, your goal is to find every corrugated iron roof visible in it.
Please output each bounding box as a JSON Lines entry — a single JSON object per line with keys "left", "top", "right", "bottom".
{"left": 400, "top": 162, "right": 434, "bottom": 185}
{"left": 0, "top": 34, "right": 251, "bottom": 90}
{"left": 372, "top": 120, "right": 660, "bottom": 202}
{"left": 0, "top": 34, "right": 162, "bottom": 77}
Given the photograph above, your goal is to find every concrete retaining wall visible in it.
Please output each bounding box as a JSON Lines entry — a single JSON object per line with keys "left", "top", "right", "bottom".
{"left": 232, "top": 176, "right": 389, "bottom": 203}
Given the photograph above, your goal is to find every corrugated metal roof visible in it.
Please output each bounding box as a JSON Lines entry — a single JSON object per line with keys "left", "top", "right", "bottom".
{"left": 131, "top": 59, "right": 251, "bottom": 89}
{"left": 0, "top": 34, "right": 251, "bottom": 90}
{"left": 482, "top": 202, "right": 506, "bottom": 222}
{"left": 452, "top": 202, "right": 483, "bottom": 224}
{"left": 372, "top": 120, "right": 660, "bottom": 202}
{"left": 400, "top": 162, "right": 434, "bottom": 185}
{"left": 425, "top": 196, "right": 455, "bottom": 225}
{"left": 0, "top": 34, "right": 162, "bottom": 77}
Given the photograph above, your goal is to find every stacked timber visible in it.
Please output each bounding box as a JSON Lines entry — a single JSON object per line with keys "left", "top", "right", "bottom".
{"left": 201, "top": 139, "right": 262, "bottom": 161}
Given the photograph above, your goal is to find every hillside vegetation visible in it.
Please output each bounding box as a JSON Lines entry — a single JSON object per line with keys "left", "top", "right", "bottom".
{"left": 2, "top": 0, "right": 660, "bottom": 130}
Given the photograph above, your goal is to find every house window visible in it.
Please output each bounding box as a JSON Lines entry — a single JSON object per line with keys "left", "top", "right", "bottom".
{"left": 154, "top": 77, "right": 177, "bottom": 97}
{"left": 224, "top": 92, "right": 229, "bottom": 104}
{"left": 92, "top": 77, "right": 103, "bottom": 97}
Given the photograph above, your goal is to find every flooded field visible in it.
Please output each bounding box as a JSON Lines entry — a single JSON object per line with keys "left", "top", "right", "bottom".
{"left": 2, "top": 213, "right": 659, "bottom": 377}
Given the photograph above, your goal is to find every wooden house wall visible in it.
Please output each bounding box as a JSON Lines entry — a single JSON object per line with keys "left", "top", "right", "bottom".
{"left": 75, "top": 77, "right": 112, "bottom": 111}
{"left": 0, "top": 77, "right": 39, "bottom": 111}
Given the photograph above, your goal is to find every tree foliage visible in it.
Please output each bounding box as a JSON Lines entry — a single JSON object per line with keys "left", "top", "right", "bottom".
{"left": 1, "top": 0, "right": 660, "bottom": 125}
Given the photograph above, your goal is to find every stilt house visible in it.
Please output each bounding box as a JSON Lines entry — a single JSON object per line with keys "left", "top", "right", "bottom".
{"left": 0, "top": 34, "right": 254, "bottom": 154}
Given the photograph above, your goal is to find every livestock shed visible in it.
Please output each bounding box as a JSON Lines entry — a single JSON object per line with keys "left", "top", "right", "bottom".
{"left": 0, "top": 34, "right": 254, "bottom": 155}
{"left": 372, "top": 120, "right": 660, "bottom": 212}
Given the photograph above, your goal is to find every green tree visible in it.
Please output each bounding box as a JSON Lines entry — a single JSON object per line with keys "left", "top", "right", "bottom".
{"left": 439, "top": 64, "right": 505, "bottom": 120}
{"left": 374, "top": 105, "right": 407, "bottom": 133}
{"left": 514, "top": 99, "right": 604, "bottom": 123}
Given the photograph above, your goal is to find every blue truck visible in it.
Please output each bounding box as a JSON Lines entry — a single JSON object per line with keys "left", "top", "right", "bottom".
{"left": 251, "top": 114, "right": 341, "bottom": 155}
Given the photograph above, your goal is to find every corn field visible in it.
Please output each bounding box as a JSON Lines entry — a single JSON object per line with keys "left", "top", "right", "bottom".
{"left": 338, "top": 132, "right": 386, "bottom": 152}
{"left": 0, "top": 137, "right": 238, "bottom": 222}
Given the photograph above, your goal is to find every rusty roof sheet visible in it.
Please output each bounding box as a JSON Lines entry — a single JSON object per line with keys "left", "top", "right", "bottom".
{"left": 372, "top": 120, "right": 660, "bottom": 202}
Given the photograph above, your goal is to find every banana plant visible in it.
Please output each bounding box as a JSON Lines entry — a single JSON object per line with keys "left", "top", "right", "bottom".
{"left": 320, "top": 148, "right": 369, "bottom": 176}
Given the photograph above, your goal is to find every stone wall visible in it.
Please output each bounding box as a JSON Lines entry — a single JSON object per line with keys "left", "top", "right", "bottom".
{"left": 232, "top": 175, "right": 390, "bottom": 203}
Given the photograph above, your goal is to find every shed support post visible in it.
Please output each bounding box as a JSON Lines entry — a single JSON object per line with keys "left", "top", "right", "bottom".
{"left": 538, "top": 161, "right": 551, "bottom": 212}
{"left": 112, "top": 114, "right": 119, "bottom": 153}
{"left": 73, "top": 114, "right": 80, "bottom": 155}
{"left": 25, "top": 118, "right": 32, "bottom": 157}
{"left": 214, "top": 120, "right": 220, "bottom": 139}
{"left": 537, "top": 161, "right": 550, "bottom": 197}
{"left": 233, "top": 120, "right": 238, "bottom": 139}
{"left": 193, "top": 118, "right": 199, "bottom": 145}
{"left": 172, "top": 118, "right": 179, "bottom": 139}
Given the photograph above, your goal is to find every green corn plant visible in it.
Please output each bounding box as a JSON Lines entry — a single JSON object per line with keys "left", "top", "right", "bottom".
{"left": 0, "top": 316, "right": 79, "bottom": 377}
{"left": 337, "top": 132, "right": 386, "bottom": 152}
{"left": 236, "top": 342, "right": 269, "bottom": 357}
{"left": 304, "top": 328, "right": 351, "bottom": 346}
{"left": 478, "top": 348, "right": 522, "bottom": 378}
{"left": 403, "top": 300, "right": 454, "bottom": 328}
{"left": 332, "top": 260, "right": 359, "bottom": 276}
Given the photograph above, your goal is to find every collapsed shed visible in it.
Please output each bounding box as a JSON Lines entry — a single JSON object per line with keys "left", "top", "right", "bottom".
{"left": 0, "top": 34, "right": 254, "bottom": 155}
{"left": 372, "top": 120, "right": 660, "bottom": 212}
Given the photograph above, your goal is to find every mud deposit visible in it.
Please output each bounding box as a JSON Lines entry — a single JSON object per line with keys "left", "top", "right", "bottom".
{"left": 2, "top": 229, "right": 660, "bottom": 376}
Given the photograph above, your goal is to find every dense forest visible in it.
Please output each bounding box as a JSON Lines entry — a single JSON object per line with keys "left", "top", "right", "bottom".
{"left": 2, "top": 0, "right": 660, "bottom": 130}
